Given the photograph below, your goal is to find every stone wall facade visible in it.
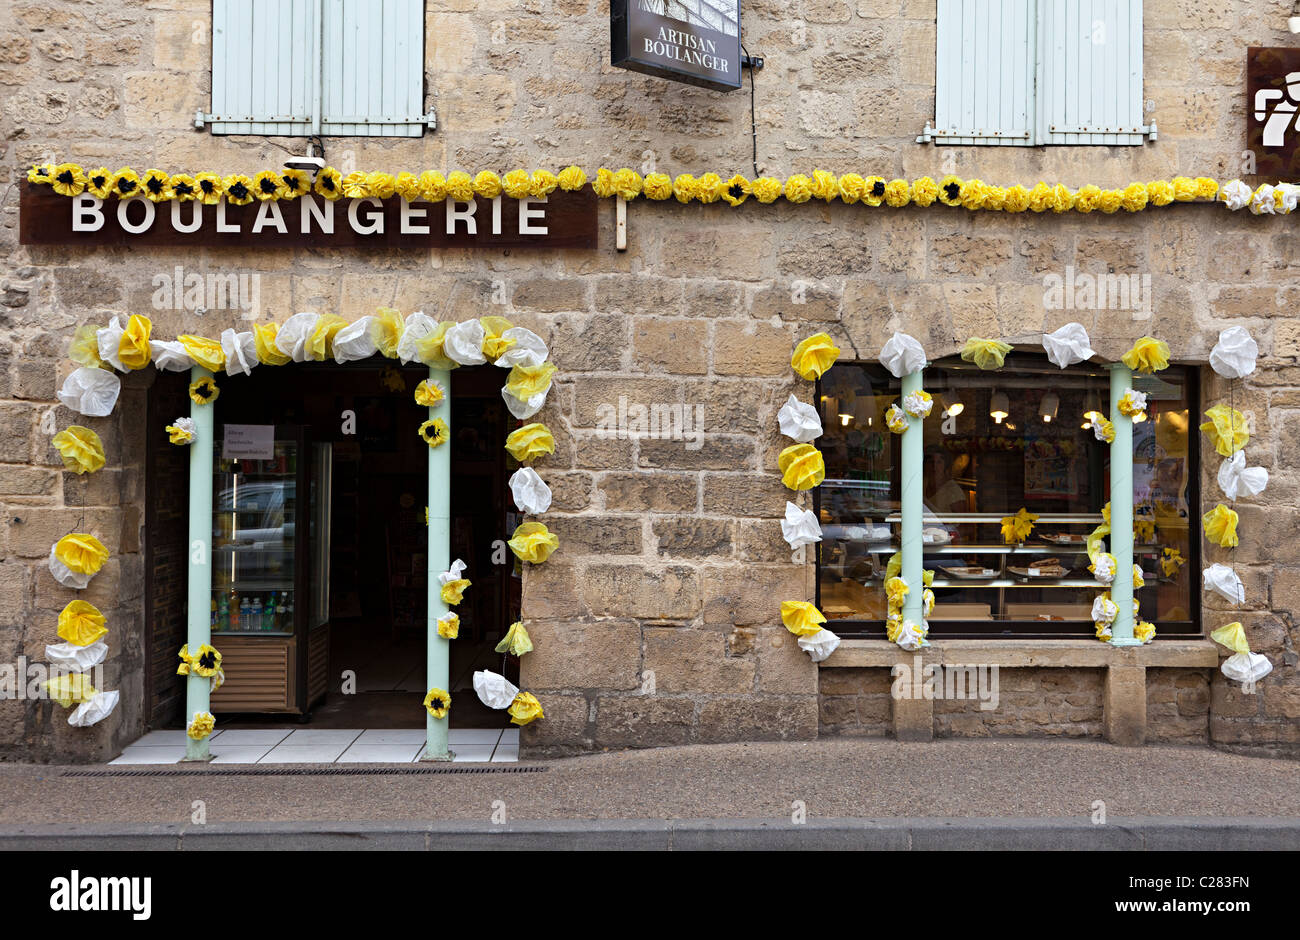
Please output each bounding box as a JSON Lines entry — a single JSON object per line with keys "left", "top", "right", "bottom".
{"left": 1, "top": 0, "right": 1298, "bottom": 761}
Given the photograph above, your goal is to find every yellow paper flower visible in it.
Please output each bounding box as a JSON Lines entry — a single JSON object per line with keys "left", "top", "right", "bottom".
{"left": 224, "top": 174, "right": 254, "bottom": 205}
{"left": 1195, "top": 177, "right": 1219, "bottom": 200}
{"left": 1160, "top": 548, "right": 1186, "bottom": 577}
{"left": 371, "top": 307, "right": 404, "bottom": 358}
{"left": 189, "top": 375, "right": 219, "bottom": 405}
{"left": 306, "top": 313, "right": 347, "bottom": 361}
{"left": 1049, "top": 184, "right": 1074, "bottom": 213}
{"left": 1000, "top": 508, "right": 1039, "bottom": 544}
{"left": 52, "top": 426, "right": 105, "bottom": 475}
{"left": 480, "top": 316, "right": 516, "bottom": 361}
{"left": 417, "top": 170, "right": 447, "bottom": 202}
{"left": 671, "top": 174, "right": 699, "bottom": 202}
{"left": 780, "top": 600, "right": 827, "bottom": 637}
{"left": 1172, "top": 176, "right": 1198, "bottom": 202}
{"left": 140, "top": 168, "right": 172, "bottom": 202}
{"left": 791, "top": 333, "right": 840, "bottom": 380}
{"left": 86, "top": 167, "right": 114, "bottom": 199}
{"left": 394, "top": 171, "right": 421, "bottom": 201}
{"left": 496, "top": 621, "right": 534, "bottom": 656}
{"left": 45, "top": 674, "right": 98, "bottom": 708}
{"left": 437, "top": 613, "right": 459, "bottom": 640}
{"left": 721, "top": 174, "right": 751, "bottom": 206}
{"left": 642, "top": 172, "right": 673, "bottom": 200}
{"left": 1203, "top": 504, "right": 1239, "bottom": 548}
{"left": 778, "top": 443, "right": 826, "bottom": 491}
{"left": 807, "top": 169, "right": 836, "bottom": 202}
{"left": 473, "top": 170, "right": 502, "bottom": 199}
{"left": 1132, "top": 564, "right": 1145, "bottom": 590}
{"left": 837, "top": 173, "right": 865, "bottom": 204}
{"left": 57, "top": 600, "right": 107, "bottom": 646}
{"left": 341, "top": 171, "right": 370, "bottom": 199}
{"left": 883, "top": 178, "right": 911, "bottom": 208}
{"left": 1117, "top": 389, "right": 1146, "bottom": 420}
{"left": 1093, "top": 415, "right": 1115, "bottom": 444}
{"left": 446, "top": 171, "right": 474, "bottom": 201}
{"left": 118, "top": 314, "right": 153, "bottom": 370}
{"left": 111, "top": 167, "right": 141, "bottom": 199}
{"left": 885, "top": 404, "right": 909, "bottom": 434}
{"left": 612, "top": 168, "right": 643, "bottom": 200}
{"left": 28, "top": 163, "right": 53, "bottom": 185}
{"left": 1134, "top": 621, "right": 1156, "bottom": 644}
{"left": 1073, "top": 184, "right": 1102, "bottom": 213}
{"left": 252, "top": 169, "right": 287, "bottom": 201}
{"left": 254, "top": 323, "right": 292, "bottom": 365}
{"left": 51, "top": 163, "right": 86, "bottom": 197}
{"left": 194, "top": 172, "right": 224, "bottom": 204}
{"left": 1199, "top": 405, "right": 1249, "bottom": 457}
{"left": 592, "top": 168, "right": 616, "bottom": 198}
{"left": 508, "top": 521, "right": 559, "bottom": 564}
{"left": 170, "top": 173, "right": 198, "bottom": 201}
{"left": 1099, "top": 189, "right": 1124, "bottom": 214}
{"left": 505, "top": 423, "right": 556, "bottom": 462}
{"left": 1087, "top": 523, "right": 1110, "bottom": 563}
{"left": 54, "top": 533, "right": 109, "bottom": 576}
{"left": 501, "top": 169, "right": 531, "bottom": 199}
{"left": 783, "top": 174, "right": 813, "bottom": 204}
{"left": 314, "top": 166, "right": 343, "bottom": 200}
{"left": 1120, "top": 182, "right": 1149, "bottom": 212}
{"left": 1027, "top": 182, "right": 1052, "bottom": 212}
{"left": 938, "top": 175, "right": 963, "bottom": 206}
{"left": 530, "top": 169, "right": 558, "bottom": 197}
{"left": 912, "top": 176, "right": 939, "bottom": 207}
{"left": 862, "top": 176, "right": 886, "bottom": 207}
{"left": 187, "top": 711, "right": 216, "bottom": 740}
{"left": 1003, "top": 184, "right": 1031, "bottom": 213}
{"left": 556, "top": 165, "right": 587, "bottom": 191}
{"left": 1210, "top": 621, "right": 1250, "bottom": 655}
{"left": 188, "top": 643, "right": 223, "bottom": 678}
{"left": 982, "top": 186, "right": 1007, "bottom": 211}
{"left": 509, "top": 691, "right": 544, "bottom": 726}
{"left": 414, "top": 379, "right": 444, "bottom": 407}
{"left": 751, "top": 176, "right": 783, "bottom": 203}
{"left": 281, "top": 168, "right": 311, "bottom": 199}
{"left": 960, "top": 337, "right": 1012, "bottom": 370}
{"left": 419, "top": 418, "right": 449, "bottom": 448}
{"left": 165, "top": 420, "right": 195, "bottom": 445}
{"left": 695, "top": 172, "right": 723, "bottom": 203}
{"left": 441, "top": 578, "right": 471, "bottom": 606}
{"left": 415, "top": 321, "right": 459, "bottom": 369}
{"left": 1121, "top": 336, "right": 1170, "bottom": 374}
{"left": 367, "top": 171, "right": 397, "bottom": 199}
{"left": 177, "top": 334, "right": 225, "bottom": 372}
{"left": 505, "top": 362, "right": 556, "bottom": 400}
{"left": 68, "top": 324, "right": 105, "bottom": 370}
{"left": 1146, "top": 179, "right": 1174, "bottom": 206}
{"left": 885, "top": 576, "right": 909, "bottom": 608}
{"left": 958, "top": 178, "right": 987, "bottom": 210}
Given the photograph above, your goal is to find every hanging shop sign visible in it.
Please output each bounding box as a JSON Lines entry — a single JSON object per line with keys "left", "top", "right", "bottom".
{"left": 222, "top": 424, "right": 276, "bottom": 460}
{"left": 18, "top": 185, "right": 599, "bottom": 249}
{"left": 610, "top": 0, "right": 741, "bottom": 91}
{"left": 1247, "top": 47, "right": 1300, "bottom": 182}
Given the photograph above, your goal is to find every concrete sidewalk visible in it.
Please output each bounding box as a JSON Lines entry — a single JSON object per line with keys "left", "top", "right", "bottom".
{"left": 1, "top": 739, "right": 1296, "bottom": 848}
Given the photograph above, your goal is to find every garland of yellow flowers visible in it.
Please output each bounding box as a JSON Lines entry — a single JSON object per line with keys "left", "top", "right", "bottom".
{"left": 30, "top": 161, "right": 1272, "bottom": 215}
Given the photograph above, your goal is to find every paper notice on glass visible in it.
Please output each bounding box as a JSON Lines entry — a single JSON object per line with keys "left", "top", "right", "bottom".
{"left": 223, "top": 424, "right": 275, "bottom": 459}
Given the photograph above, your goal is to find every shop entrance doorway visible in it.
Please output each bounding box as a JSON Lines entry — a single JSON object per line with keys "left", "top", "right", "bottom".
{"left": 144, "top": 359, "right": 520, "bottom": 733}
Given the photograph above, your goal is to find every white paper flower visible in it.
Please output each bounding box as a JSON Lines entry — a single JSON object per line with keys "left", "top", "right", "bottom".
{"left": 95, "top": 316, "right": 126, "bottom": 372}
{"left": 1221, "top": 652, "right": 1272, "bottom": 684}
{"left": 68, "top": 689, "right": 119, "bottom": 727}
{"left": 167, "top": 416, "right": 197, "bottom": 444}
{"left": 1218, "top": 179, "right": 1252, "bottom": 211}
{"left": 44, "top": 641, "right": 108, "bottom": 671}
{"left": 1092, "top": 553, "right": 1117, "bottom": 584}
{"left": 220, "top": 328, "right": 258, "bottom": 376}
{"left": 57, "top": 367, "right": 121, "bottom": 417}
{"left": 781, "top": 501, "right": 822, "bottom": 549}
{"left": 1209, "top": 326, "right": 1258, "bottom": 380}
{"left": 1091, "top": 594, "right": 1118, "bottom": 626}
{"left": 1119, "top": 389, "right": 1147, "bottom": 415}
{"left": 502, "top": 384, "right": 547, "bottom": 420}
{"left": 1202, "top": 563, "right": 1245, "bottom": 604}
{"left": 48, "top": 544, "right": 92, "bottom": 590}
{"left": 1249, "top": 184, "right": 1276, "bottom": 215}
{"left": 885, "top": 403, "right": 909, "bottom": 434}
{"left": 150, "top": 340, "right": 193, "bottom": 372}
{"left": 1276, "top": 183, "right": 1300, "bottom": 215}
{"left": 493, "top": 328, "right": 549, "bottom": 368}
{"left": 777, "top": 394, "right": 823, "bottom": 443}
{"left": 331, "top": 316, "right": 378, "bottom": 363}
{"left": 892, "top": 619, "right": 929, "bottom": 651}
{"left": 1218, "top": 452, "right": 1268, "bottom": 501}
{"left": 473, "top": 670, "right": 520, "bottom": 709}
{"left": 444, "top": 319, "right": 487, "bottom": 366}
{"left": 509, "top": 467, "right": 553, "bottom": 514}
{"left": 878, "top": 332, "right": 926, "bottom": 378}
{"left": 798, "top": 628, "right": 841, "bottom": 663}
{"left": 275, "top": 311, "right": 321, "bottom": 362}
{"left": 438, "top": 558, "right": 468, "bottom": 586}
{"left": 902, "top": 390, "right": 933, "bottom": 418}
{"left": 1042, "top": 322, "right": 1095, "bottom": 369}
{"left": 396, "top": 311, "right": 436, "bottom": 364}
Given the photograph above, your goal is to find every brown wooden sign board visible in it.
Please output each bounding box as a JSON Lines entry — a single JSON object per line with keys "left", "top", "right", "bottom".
{"left": 1247, "top": 47, "right": 1300, "bottom": 184}
{"left": 19, "top": 182, "right": 599, "bottom": 249}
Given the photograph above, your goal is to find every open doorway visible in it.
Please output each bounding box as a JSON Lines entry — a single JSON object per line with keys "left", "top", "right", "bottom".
{"left": 145, "top": 359, "right": 521, "bottom": 732}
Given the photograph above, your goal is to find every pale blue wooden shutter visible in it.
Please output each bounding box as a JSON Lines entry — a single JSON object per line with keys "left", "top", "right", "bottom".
{"left": 1038, "top": 0, "right": 1152, "bottom": 144}
{"left": 202, "top": 0, "right": 429, "bottom": 137}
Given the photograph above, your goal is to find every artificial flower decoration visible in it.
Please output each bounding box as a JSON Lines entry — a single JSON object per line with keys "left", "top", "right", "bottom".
{"left": 642, "top": 172, "right": 673, "bottom": 200}
{"left": 505, "top": 423, "right": 556, "bottom": 463}
{"left": 118, "top": 314, "right": 153, "bottom": 370}
{"left": 884, "top": 179, "right": 912, "bottom": 207}
{"left": 780, "top": 600, "right": 827, "bottom": 637}
{"left": 314, "top": 166, "right": 342, "bottom": 200}
{"left": 592, "top": 168, "right": 617, "bottom": 198}
{"left": 253, "top": 323, "right": 292, "bottom": 365}
{"left": 960, "top": 338, "right": 1012, "bottom": 370}
{"left": 778, "top": 443, "right": 826, "bottom": 491}
{"left": 440, "top": 576, "right": 470, "bottom": 606}
{"left": 85, "top": 167, "right": 113, "bottom": 199}
{"left": 1218, "top": 179, "right": 1252, "bottom": 211}
{"left": 414, "top": 379, "right": 444, "bottom": 407}
{"left": 878, "top": 331, "right": 926, "bottom": 378}
{"left": 938, "top": 175, "right": 963, "bottom": 205}
{"left": 1089, "top": 552, "right": 1117, "bottom": 584}
{"left": 478, "top": 316, "right": 516, "bottom": 361}
{"left": 437, "top": 613, "right": 460, "bottom": 640}
{"left": 418, "top": 418, "right": 449, "bottom": 448}
{"left": 1041, "top": 322, "right": 1095, "bottom": 368}
{"left": 1000, "top": 508, "right": 1039, "bottom": 545}
{"left": 501, "top": 169, "right": 531, "bottom": 199}
{"left": 1134, "top": 621, "right": 1156, "bottom": 644}
{"left": 177, "top": 334, "right": 225, "bottom": 372}
{"left": 1121, "top": 336, "right": 1171, "bottom": 374}
{"left": 52, "top": 426, "right": 106, "bottom": 474}
{"left": 51, "top": 163, "right": 86, "bottom": 197}
{"left": 888, "top": 619, "right": 929, "bottom": 651}
{"left": 302, "top": 314, "right": 347, "bottom": 361}
{"left": 223, "top": 174, "right": 254, "bottom": 205}
{"left": 885, "top": 404, "right": 909, "bottom": 434}
{"left": 111, "top": 167, "right": 140, "bottom": 198}
{"left": 781, "top": 501, "right": 822, "bottom": 549}
{"left": 28, "top": 163, "right": 53, "bottom": 185}
{"left": 423, "top": 687, "right": 451, "bottom": 719}
{"left": 837, "top": 173, "right": 865, "bottom": 204}
{"left": 1218, "top": 451, "right": 1268, "bottom": 501}
{"left": 782, "top": 174, "right": 811, "bottom": 203}
{"left": 45, "top": 673, "right": 99, "bottom": 708}
{"left": 1092, "top": 415, "right": 1115, "bottom": 444}
{"left": 68, "top": 324, "right": 104, "bottom": 370}
{"left": 1160, "top": 547, "right": 1186, "bottom": 577}
{"left": 188, "top": 375, "right": 219, "bottom": 405}
{"left": 341, "top": 171, "right": 370, "bottom": 198}
{"left": 1132, "top": 565, "right": 1146, "bottom": 590}
{"left": 791, "top": 333, "right": 840, "bottom": 380}
{"left": 141, "top": 168, "right": 172, "bottom": 202}
{"left": 1092, "top": 593, "right": 1119, "bottom": 627}
{"left": 556, "top": 165, "right": 587, "bottom": 191}
{"left": 777, "top": 394, "right": 823, "bottom": 443}
{"left": 509, "top": 467, "right": 552, "bottom": 514}
{"left": 54, "top": 533, "right": 109, "bottom": 576}
{"left": 912, "top": 176, "right": 939, "bottom": 206}
{"left": 508, "top": 691, "right": 544, "bottom": 726}
{"left": 719, "top": 174, "right": 750, "bottom": 206}
{"left": 369, "top": 307, "right": 404, "bottom": 358}
{"left": 1117, "top": 389, "right": 1147, "bottom": 421}
{"left": 751, "top": 176, "right": 783, "bottom": 203}
{"left": 368, "top": 171, "right": 398, "bottom": 199}
{"left": 508, "top": 521, "right": 559, "bottom": 564}
{"left": 194, "top": 172, "right": 223, "bottom": 204}
{"left": 57, "top": 600, "right": 108, "bottom": 646}
{"left": 1210, "top": 621, "right": 1250, "bottom": 655}
{"left": 1203, "top": 504, "right": 1239, "bottom": 548}
{"left": 187, "top": 711, "right": 216, "bottom": 740}
{"left": 496, "top": 621, "right": 534, "bottom": 656}
{"left": 902, "top": 389, "right": 933, "bottom": 419}
{"left": 1203, "top": 563, "right": 1245, "bottom": 604}
{"left": 810, "top": 170, "right": 838, "bottom": 202}
{"left": 885, "top": 576, "right": 909, "bottom": 610}
{"left": 505, "top": 362, "right": 557, "bottom": 401}
{"left": 394, "top": 171, "right": 421, "bottom": 201}
{"left": 1209, "top": 326, "right": 1258, "bottom": 380}
{"left": 1199, "top": 405, "right": 1249, "bottom": 457}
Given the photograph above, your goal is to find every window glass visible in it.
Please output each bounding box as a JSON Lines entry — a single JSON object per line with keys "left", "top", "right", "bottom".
{"left": 816, "top": 356, "right": 1197, "bottom": 639}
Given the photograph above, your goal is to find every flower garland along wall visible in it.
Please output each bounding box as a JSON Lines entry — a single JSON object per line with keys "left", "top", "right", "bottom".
{"left": 55, "top": 310, "right": 564, "bottom": 736}
{"left": 775, "top": 323, "right": 1278, "bottom": 691}
{"left": 24, "top": 161, "right": 1300, "bottom": 217}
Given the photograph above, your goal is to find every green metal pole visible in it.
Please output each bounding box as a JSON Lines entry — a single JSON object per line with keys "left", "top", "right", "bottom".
{"left": 1108, "top": 364, "right": 1138, "bottom": 646}
{"left": 900, "top": 368, "right": 925, "bottom": 629}
{"left": 184, "top": 366, "right": 215, "bottom": 761}
{"left": 423, "top": 367, "right": 454, "bottom": 760}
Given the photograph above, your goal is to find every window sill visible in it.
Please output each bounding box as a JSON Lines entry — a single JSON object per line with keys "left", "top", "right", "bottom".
{"left": 822, "top": 638, "right": 1219, "bottom": 669}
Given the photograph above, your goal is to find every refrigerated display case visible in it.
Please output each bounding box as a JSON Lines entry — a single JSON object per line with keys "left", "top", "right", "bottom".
{"left": 209, "top": 426, "right": 331, "bottom": 715}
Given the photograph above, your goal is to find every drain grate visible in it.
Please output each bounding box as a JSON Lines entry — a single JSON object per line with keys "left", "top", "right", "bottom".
{"left": 63, "top": 765, "right": 548, "bottom": 778}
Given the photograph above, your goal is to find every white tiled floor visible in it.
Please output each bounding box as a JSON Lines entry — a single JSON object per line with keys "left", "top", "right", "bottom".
{"left": 110, "top": 728, "right": 520, "bottom": 765}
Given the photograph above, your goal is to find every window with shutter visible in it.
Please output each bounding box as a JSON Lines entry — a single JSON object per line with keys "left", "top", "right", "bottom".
{"left": 920, "top": 0, "right": 1154, "bottom": 146}
{"left": 199, "top": 0, "right": 433, "bottom": 138}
